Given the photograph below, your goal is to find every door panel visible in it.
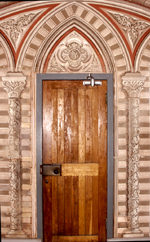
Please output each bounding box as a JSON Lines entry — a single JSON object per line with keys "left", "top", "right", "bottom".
{"left": 42, "top": 80, "right": 107, "bottom": 242}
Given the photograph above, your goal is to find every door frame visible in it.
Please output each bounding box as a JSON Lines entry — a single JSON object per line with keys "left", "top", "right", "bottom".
{"left": 36, "top": 73, "right": 114, "bottom": 240}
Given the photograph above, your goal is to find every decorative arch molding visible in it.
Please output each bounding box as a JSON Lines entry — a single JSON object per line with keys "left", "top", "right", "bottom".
{"left": 35, "top": 24, "right": 111, "bottom": 73}
{"left": 16, "top": 2, "right": 129, "bottom": 73}
{"left": 0, "top": 1, "right": 149, "bottom": 72}
{"left": 0, "top": 34, "right": 15, "bottom": 73}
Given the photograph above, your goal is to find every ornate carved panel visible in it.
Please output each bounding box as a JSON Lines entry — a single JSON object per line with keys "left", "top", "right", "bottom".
{"left": 109, "top": 12, "right": 149, "bottom": 48}
{"left": 47, "top": 31, "right": 102, "bottom": 73}
{"left": 0, "top": 13, "right": 38, "bottom": 49}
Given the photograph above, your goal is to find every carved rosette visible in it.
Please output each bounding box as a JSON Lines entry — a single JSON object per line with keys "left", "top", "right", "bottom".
{"left": 47, "top": 31, "right": 102, "bottom": 72}
{"left": 2, "top": 72, "right": 26, "bottom": 237}
{"left": 122, "top": 73, "right": 145, "bottom": 238}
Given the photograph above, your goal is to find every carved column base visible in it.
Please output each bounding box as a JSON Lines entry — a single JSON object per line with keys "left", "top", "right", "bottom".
{"left": 123, "top": 229, "right": 144, "bottom": 238}
{"left": 6, "top": 229, "right": 27, "bottom": 238}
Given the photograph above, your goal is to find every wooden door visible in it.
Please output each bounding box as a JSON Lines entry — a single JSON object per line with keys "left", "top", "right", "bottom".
{"left": 42, "top": 80, "right": 107, "bottom": 242}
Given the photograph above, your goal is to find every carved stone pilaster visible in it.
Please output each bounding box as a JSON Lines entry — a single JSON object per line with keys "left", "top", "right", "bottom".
{"left": 122, "top": 72, "right": 145, "bottom": 238}
{"left": 2, "top": 72, "right": 27, "bottom": 237}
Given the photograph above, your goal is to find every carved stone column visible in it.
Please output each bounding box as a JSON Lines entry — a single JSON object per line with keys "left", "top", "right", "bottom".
{"left": 122, "top": 72, "right": 145, "bottom": 238}
{"left": 2, "top": 72, "right": 27, "bottom": 237}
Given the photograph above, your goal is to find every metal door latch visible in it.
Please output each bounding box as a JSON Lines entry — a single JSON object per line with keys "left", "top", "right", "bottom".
{"left": 83, "top": 74, "right": 102, "bottom": 87}
{"left": 40, "top": 164, "right": 61, "bottom": 176}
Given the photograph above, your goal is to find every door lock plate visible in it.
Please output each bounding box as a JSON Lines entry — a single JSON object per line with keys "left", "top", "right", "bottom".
{"left": 40, "top": 164, "right": 61, "bottom": 176}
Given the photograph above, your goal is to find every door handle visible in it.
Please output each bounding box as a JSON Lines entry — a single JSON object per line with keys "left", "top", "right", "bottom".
{"left": 40, "top": 164, "right": 61, "bottom": 176}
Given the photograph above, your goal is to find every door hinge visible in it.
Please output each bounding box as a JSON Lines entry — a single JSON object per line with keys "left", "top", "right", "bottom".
{"left": 83, "top": 74, "right": 102, "bottom": 87}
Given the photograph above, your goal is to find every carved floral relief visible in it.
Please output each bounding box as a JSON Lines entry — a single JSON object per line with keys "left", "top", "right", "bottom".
{"left": 109, "top": 12, "right": 149, "bottom": 48}
{"left": 0, "top": 13, "right": 38, "bottom": 48}
{"left": 47, "top": 31, "right": 102, "bottom": 72}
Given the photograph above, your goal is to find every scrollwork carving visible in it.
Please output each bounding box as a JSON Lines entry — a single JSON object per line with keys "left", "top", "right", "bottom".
{"left": 0, "top": 13, "right": 37, "bottom": 47}
{"left": 110, "top": 13, "right": 149, "bottom": 48}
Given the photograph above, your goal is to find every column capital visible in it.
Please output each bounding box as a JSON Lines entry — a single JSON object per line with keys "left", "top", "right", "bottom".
{"left": 2, "top": 72, "right": 26, "bottom": 98}
{"left": 122, "top": 72, "right": 145, "bottom": 98}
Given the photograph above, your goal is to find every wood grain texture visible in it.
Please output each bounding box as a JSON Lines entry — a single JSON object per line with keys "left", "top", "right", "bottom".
{"left": 64, "top": 89, "right": 72, "bottom": 163}
{"left": 52, "top": 89, "right": 58, "bottom": 164}
{"left": 43, "top": 81, "right": 52, "bottom": 164}
{"left": 62, "top": 163, "right": 99, "bottom": 176}
{"left": 43, "top": 176, "right": 52, "bottom": 242}
{"left": 79, "top": 177, "right": 85, "bottom": 235}
{"left": 78, "top": 89, "right": 85, "bottom": 164}
{"left": 58, "top": 89, "right": 64, "bottom": 164}
{"left": 52, "top": 235, "right": 98, "bottom": 242}
{"left": 42, "top": 80, "right": 107, "bottom": 242}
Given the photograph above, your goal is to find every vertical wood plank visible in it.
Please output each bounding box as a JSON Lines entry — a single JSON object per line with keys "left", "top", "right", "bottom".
{"left": 92, "top": 176, "right": 98, "bottom": 234}
{"left": 71, "top": 89, "right": 78, "bottom": 163}
{"left": 72, "top": 177, "right": 79, "bottom": 235}
{"left": 71, "top": 88, "right": 79, "bottom": 235}
{"left": 85, "top": 89, "right": 92, "bottom": 163}
{"left": 58, "top": 89, "right": 64, "bottom": 164}
{"left": 78, "top": 88, "right": 85, "bottom": 235}
{"left": 64, "top": 177, "right": 72, "bottom": 235}
{"left": 52, "top": 177, "right": 58, "bottom": 235}
{"left": 43, "top": 81, "right": 52, "bottom": 164}
{"left": 52, "top": 89, "right": 58, "bottom": 164}
{"left": 43, "top": 177, "right": 52, "bottom": 242}
{"left": 64, "top": 90, "right": 72, "bottom": 163}
{"left": 85, "top": 176, "right": 93, "bottom": 235}
{"left": 92, "top": 87, "right": 99, "bottom": 235}
{"left": 79, "top": 177, "right": 85, "bottom": 235}
{"left": 58, "top": 177, "right": 65, "bottom": 235}
{"left": 64, "top": 89, "right": 72, "bottom": 235}
{"left": 78, "top": 88, "right": 85, "bottom": 163}
{"left": 92, "top": 87, "right": 98, "bottom": 163}
{"left": 57, "top": 89, "right": 65, "bottom": 235}
{"left": 85, "top": 88, "right": 93, "bottom": 235}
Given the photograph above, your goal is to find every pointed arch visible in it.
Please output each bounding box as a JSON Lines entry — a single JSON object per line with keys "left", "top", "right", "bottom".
{"left": 18, "top": 2, "right": 129, "bottom": 74}
{"left": 37, "top": 25, "right": 110, "bottom": 73}
{"left": 43, "top": 27, "right": 106, "bottom": 73}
